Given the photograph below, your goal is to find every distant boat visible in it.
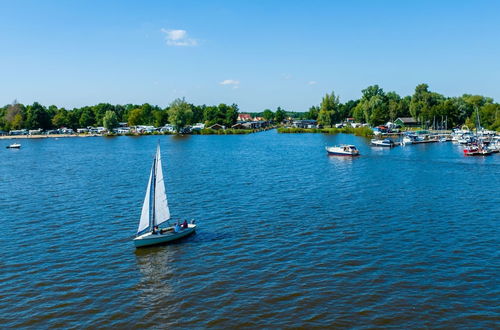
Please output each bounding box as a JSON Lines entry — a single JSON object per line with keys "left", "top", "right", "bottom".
{"left": 6, "top": 143, "right": 21, "bottom": 149}
{"left": 371, "top": 138, "right": 395, "bottom": 147}
{"left": 325, "top": 145, "right": 360, "bottom": 156}
{"left": 133, "top": 143, "right": 196, "bottom": 248}
{"left": 463, "top": 145, "right": 492, "bottom": 156}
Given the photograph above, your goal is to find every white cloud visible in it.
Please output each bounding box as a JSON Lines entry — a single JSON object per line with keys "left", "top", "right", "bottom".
{"left": 220, "top": 79, "right": 240, "bottom": 89}
{"left": 161, "top": 28, "right": 198, "bottom": 46}
{"left": 308, "top": 81, "right": 318, "bottom": 85}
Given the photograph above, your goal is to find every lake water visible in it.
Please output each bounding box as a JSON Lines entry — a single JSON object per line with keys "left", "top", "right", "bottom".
{"left": 1, "top": 131, "right": 499, "bottom": 328}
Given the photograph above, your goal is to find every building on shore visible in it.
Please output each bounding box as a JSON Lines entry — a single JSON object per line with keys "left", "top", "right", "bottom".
{"left": 394, "top": 117, "right": 419, "bottom": 128}
{"left": 237, "top": 113, "right": 252, "bottom": 122}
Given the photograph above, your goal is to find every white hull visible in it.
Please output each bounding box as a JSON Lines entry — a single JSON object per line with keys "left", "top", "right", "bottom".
{"left": 325, "top": 145, "right": 359, "bottom": 156}
{"left": 371, "top": 139, "right": 394, "bottom": 147}
{"left": 134, "top": 224, "right": 196, "bottom": 248}
{"left": 6, "top": 143, "right": 21, "bottom": 149}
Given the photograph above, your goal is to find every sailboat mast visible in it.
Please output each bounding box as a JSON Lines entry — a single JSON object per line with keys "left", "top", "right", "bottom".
{"left": 150, "top": 153, "right": 156, "bottom": 231}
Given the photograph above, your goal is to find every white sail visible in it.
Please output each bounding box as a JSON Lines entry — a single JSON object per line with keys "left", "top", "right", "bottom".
{"left": 137, "top": 163, "right": 153, "bottom": 234}
{"left": 153, "top": 145, "right": 171, "bottom": 227}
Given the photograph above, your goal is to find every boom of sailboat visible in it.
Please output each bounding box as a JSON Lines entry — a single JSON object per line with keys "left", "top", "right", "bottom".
{"left": 133, "top": 143, "right": 196, "bottom": 248}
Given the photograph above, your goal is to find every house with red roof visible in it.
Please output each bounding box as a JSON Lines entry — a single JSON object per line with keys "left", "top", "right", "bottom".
{"left": 237, "top": 113, "right": 252, "bottom": 122}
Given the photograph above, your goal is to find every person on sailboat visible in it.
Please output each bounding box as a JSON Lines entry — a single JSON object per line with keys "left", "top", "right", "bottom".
{"left": 174, "top": 223, "right": 180, "bottom": 233}
{"left": 182, "top": 220, "right": 188, "bottom": 229}
{"left": 153, "top": 226, "right": 159, "bottom": 234}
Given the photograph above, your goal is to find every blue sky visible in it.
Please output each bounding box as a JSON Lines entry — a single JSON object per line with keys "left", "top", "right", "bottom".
{"left": 1, "top": 0, "right": 499, "bottom": 112}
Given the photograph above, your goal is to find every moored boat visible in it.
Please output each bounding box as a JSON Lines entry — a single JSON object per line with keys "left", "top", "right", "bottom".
{"left": 371, "top": 138, "right": 395, "bottom": 147}
{"left": 325, "top": 145, "right": 360, "bottom": 156}
{"left": 133, "top": 143, "right": 196, "bottom": 248}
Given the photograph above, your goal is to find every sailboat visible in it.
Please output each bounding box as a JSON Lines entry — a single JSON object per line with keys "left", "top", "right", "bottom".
{"left": 133, "top": 144, "right": 196, "bottom": 248}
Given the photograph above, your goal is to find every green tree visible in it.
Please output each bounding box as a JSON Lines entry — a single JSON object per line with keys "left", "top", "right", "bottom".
{"left": 103, "top": 110, "right": 119, "bottom": 131}
{"left": 262, "top": 109, "right": 274, "bottom": 121}
{"left": 225, "top": 104, "right": 239, "bottom": 127}
{"left": 52, "top": 109, "right": 69, "bottom": 127}
{"left": 92, "top": 103, "right": 115, "bottom": 126}
{"left": 353, "top": 85, "right": 387, "bottom": 125}
{"left": 66, "top": 110, "right": 80, "bottom": 129}
{"left": 409, "top": 84, "right": 438, "bottom": 123}
{"left": 203, "top": 106, "right": 219, "bottom": 126}
{"left": 25, "top": 102, "right": 51, "bottom": 129}
{"left": 305, "top": 106, "right": 319, "bottom": 120}
{"left": 79, "top": 107, "right": 95, "bottom": 127}
{"left": 368, "top": 95, "right": 389, "bottom": 126}
{"left": 274, "top": 107, "right": 286, "bottom": 123}
{"left": 191, "top": 105, "right": 204, "bottom": 124}
{"left": 386, "top": 91, "right": 401, "bottom": 121}
{"left": 168, "top": 98, "right": 193, "bottom": 132}
{"left": 153, "top": 109, "right": 169, "bottom": 127}
{"left": 127, "top": 108, "right": 143, "bottom": 126}
{"left": 317, "top": 91, "right": 340, "bottom": 127}
{"left": 4, "top": 101, "right": 25, "bottom": 130}
{"left": 12, "top": 113, "right": 24, "bottom": 130}
{"left": 479, "top": 103, "right": 499, "bottom": 130}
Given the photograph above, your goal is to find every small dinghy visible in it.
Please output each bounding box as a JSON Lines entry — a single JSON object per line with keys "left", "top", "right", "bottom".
{"left": 325, "top": 145, "right": 360, "bottom": 156}
{"left": 6, "top": 143, "right": 21, "bottom": 149}
{"left": 133, "top": 143, "right": 196, "bottom": 248}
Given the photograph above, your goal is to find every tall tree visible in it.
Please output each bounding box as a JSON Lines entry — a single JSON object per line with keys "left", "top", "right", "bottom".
{"left": 52, "top": 109, "right": 69, "bottom": 128}
{"left": 79, "top": 107, "right": 96, "bottom": 127}
{"left": 103, "top": 110, "right": 119, "bottom": 131}
{"left": 353, "top": 85, "right": 387, "bottom": 125}
{"left": 4, "top": 101, "right": 25, "bottom": 130}
{"left": 274, "top": 107, "right": 286, "bottom": 123}
{"left": 168, "top": 98, "right": 193, "bottom": 132}
{"left": 25, "top": 102, "right": 51, "bottom": 129}
{"left": 317, "top": 91, "right": 340, "bottom": 127}
{"left": 127, "top": 108, "right": 143, "bottom": 126}
{"left": 262, "top": 109, "right": 274, "bottom": 121}
{"left": 225, "top": 104, "right": 239, "bottom": 127}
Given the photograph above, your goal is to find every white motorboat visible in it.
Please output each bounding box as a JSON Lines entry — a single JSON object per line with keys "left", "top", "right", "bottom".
{"left": 371, "top": 138, "right": 395, "bottom": 147}
{"left": 325, "top": 145, "right": 360, "bottom": 156}
{"left": 133, "top": 143, "right": 196, "bottom": 248}
{"left": 402, "top": 136, "right": 414, "bottom": 145}
{"left": 6, "top": 143, "right": 21, "bottom": 149}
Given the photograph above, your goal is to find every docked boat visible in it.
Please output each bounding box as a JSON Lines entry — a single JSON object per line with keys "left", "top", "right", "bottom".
{"left": 6, "top": 143, "right": 21, "bottom": 149}
{"left": 325, "top": 145, "right": 360, "bottom": 156}
{"left": 371, "top": 138, "right": 395, "bottom": 147}
{"left": 401, "top": 135, "right": 416, "bottom": 145}
{"left": 133, "top": 144, "right": 196, "bottom": 248}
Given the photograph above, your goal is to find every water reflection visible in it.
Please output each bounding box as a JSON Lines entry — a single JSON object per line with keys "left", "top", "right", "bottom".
{"left": 135, "top": 248, "right": 176, "bottom": 310}
{"left": 327, "top": 154, "right": 356, "bottom": 164}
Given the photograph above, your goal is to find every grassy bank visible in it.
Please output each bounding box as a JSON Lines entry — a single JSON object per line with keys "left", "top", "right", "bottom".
{"left": 277, "top": 126, "right": 373, "bottom": 137}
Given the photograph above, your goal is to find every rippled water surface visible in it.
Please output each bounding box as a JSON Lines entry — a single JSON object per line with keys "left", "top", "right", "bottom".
{"left": 1, "top": 131, "right": 499, "bottom": 328}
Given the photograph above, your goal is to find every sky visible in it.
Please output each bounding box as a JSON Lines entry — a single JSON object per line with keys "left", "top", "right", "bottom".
{"left": 1, "top": 0, "right": 499, "bottom": 112}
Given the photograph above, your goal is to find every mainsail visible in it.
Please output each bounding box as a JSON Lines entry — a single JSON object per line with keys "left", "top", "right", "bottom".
{"left": 137, "top": 163, "right": 153, "bottom": 235}
{"left": 137, "top": 144, "right": 171, "bottom": 235}
{"left": 153, "top": 145, "right": 170, "bottom": 226}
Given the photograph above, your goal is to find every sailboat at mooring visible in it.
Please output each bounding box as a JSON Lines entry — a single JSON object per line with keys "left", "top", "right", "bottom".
{"left": 133, "top": 144, "right": 196, "bottom": 248}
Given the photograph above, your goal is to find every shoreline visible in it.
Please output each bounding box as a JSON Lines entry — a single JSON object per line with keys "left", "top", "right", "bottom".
{"left": 0, "top": 134, "right": 101, "bottom": 140}
{"left": 0, "top": 127, "right": 276, "bottom": 140}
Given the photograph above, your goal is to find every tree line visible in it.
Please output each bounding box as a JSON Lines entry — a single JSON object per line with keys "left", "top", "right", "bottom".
{"left": 0, "top": 99, "right": 240, "bottom": 132}
{"left": 307, "top": 84, "right": 499, "bottom": 131}
{"left": 1, "top": 83, "right": 499, "bottom": 133}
